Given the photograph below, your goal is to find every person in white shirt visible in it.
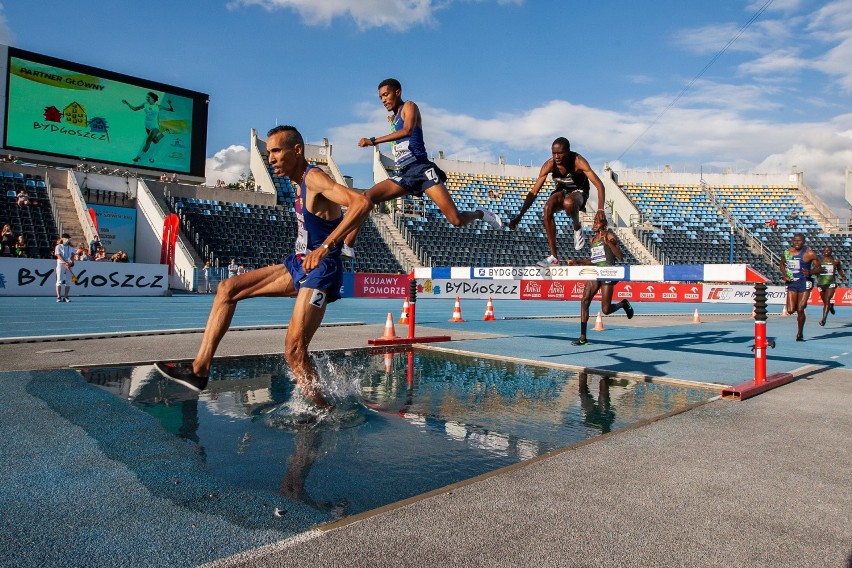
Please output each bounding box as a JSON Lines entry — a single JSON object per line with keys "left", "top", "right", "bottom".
{"left": 54, "top": 233, "right": 76, "bottom": 302}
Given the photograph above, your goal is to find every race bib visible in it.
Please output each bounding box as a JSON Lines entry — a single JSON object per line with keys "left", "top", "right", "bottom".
{"left": 590, "top": 243, "right": 606, "bottom": 265}
{"left": 294, "top": 220, "right": 308, "bottom": 255}
{"left": 392, "top": 139, "right": 415, "bottom": 168}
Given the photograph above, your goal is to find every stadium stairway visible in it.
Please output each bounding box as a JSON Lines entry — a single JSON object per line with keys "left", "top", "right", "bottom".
{"left": 44, "top": 170, "right": 86, "bottom": 250}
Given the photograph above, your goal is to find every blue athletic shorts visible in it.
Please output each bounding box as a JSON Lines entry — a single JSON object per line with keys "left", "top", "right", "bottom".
{"left": 284, "top": 253, "right": 343, "bottom": 303}
{"left": 786, "top": 278, "right": 811, "bottom": 293}
{"left": 389, "top": 160, "right": 447, "bottom": 197}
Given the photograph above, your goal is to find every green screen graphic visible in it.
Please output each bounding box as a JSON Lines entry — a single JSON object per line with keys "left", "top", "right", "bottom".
{"left": 6, "top": 55, "right": 195, "bottom": 173}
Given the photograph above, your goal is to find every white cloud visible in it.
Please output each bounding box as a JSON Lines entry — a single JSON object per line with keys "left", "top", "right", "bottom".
{"left": 227, "top": 0, "right": 519, "bottom": 31}
{"left": 228, "top": 0, "right": 439, "bottom": 31}
{"left": 0, "top": 4, "right": 14, "bottom": 45}
{"left": 205, "top": 145, "right": 250, "bottom": 186}
{"left": 326, "top": 99, "right": 852, "bottom": 215}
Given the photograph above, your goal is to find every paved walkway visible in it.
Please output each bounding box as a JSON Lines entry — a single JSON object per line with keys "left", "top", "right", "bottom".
{"left": 0, "top": 296, "right": 849, "bottom": 567}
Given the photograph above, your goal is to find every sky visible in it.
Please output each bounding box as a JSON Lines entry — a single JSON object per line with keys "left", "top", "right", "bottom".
{"left": 2, "top": 0, "right": 851, "bottom": 216}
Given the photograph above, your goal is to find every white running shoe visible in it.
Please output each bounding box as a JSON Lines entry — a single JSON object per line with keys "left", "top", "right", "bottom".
{"left": 341, "top": 244, "right": 355, "bottom": 260}
{"left": 477, "top": 208, "right": 503, "bottom": 230}
{"left": 537, "top": 255, "right": 559, "bottom": 267}
{"left": 574, "top": 229, "right": 586, "bottom": 251}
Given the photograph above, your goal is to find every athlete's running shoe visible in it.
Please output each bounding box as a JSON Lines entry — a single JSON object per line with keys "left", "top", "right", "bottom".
{"left": 571, "top": 337, "right": 589, "bottom": 346}
{"left": 574, "top": 229, "right": 586, "bottom": 250}
{"left": 155, "top": 362, "right": 209, "bottom": 391}
{"left": 477, "top": 208, "right": 503, "bottom": 230}
{"left": 341, "top": 244, "right": 356, "bottom": 260}
{"left": 819, "top": 318, "right": 826, "bottom": 327}
{"left": 537, "top": 255, "right": 559, "bottom": 267}
{"left": 795, "top": 334, "right": 805, "bottom": 342}
{"left": 829, "top": 303, "right": 835, "bottom": 315}
{"left": 623, "top": 299, "right": 634, "bottom": 319}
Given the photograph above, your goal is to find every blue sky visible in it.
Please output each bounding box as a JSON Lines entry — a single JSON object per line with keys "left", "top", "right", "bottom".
{"left": 2, "top": 0, "right": 851, "bottom": 215}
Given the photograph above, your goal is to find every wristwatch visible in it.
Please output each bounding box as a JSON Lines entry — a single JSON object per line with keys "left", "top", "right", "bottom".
{"left": 369, "top": 137, "right": 376, "bottom": 146}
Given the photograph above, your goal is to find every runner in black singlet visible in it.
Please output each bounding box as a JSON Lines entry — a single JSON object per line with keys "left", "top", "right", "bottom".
{"left": 509, "top": 137, "right": 607, "bottom": 265}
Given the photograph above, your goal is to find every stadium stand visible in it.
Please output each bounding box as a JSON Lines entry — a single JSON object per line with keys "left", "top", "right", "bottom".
{"left": 0, "top": 168, "right": 58, "bottom": 259}
{"left": 620, "top": 181, "right": 776, "bottom": 277}
{"left": 394, "top": 171, "right": 639, "bottom": 267}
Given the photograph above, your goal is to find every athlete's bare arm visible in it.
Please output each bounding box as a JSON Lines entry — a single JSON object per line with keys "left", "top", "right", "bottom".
{"left": 358, "top": 100, "right": 420, "bottom": 147}
{"left": 510, "top": 159, "right": 552, "bottom": 229}
{"left": 300, "top": 170, "right": 372, "bottom": 272}
{"left": 574, "top": 153, "right": 606, "bottom": 211}
{"left": 604, "top": 232, "right": 624, "bottom": 262}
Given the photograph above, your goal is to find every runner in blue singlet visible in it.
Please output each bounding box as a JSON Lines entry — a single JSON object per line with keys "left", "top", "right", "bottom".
{"left": 342, "top": 78, "right": 502, "bottom": 259}
{"left": 156, "top": 126, "right": 372, "bottom": 405}
{"left": 780, "top": 233, "right": 822, "bottom": 341}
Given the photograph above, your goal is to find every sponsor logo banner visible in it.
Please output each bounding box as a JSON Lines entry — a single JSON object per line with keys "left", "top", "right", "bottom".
{"left": 0, "top": 258, "right": 167, "bottom": 296}
{"left": 352, "top": 273, "right": 409, "bottom": 298}
{"left": 418, "top": 279, "right": 520, "bottom": 300}
{"left": 702, "top": 284, "right": 788, "bottom": 304}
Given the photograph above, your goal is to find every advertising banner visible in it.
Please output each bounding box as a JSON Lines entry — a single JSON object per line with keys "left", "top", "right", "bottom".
{"left": 0, "top": 258, "right": 168, "bottom": 296}
{"left": 91, "top": 204, "right": 136, "bottom": 261}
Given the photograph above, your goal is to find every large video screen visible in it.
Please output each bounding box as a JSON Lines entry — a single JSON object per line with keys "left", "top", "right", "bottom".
{"left": 3, "top": 47, "right": 208, "bottom": 176}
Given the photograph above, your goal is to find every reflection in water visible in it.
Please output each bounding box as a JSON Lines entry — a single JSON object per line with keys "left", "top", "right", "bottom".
{"left": 80, "top": 349, "right": 715, "bottom": 519}
{"left": 577, "top": 371, "right": 616, "bottom": 434}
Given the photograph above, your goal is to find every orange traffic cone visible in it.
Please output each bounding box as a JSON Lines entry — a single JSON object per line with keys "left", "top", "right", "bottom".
{"left": 449, "top": 297, "right": 466, "bottom": 322}
{"left": 692, "top": 308, "right": 701, "bottom": 324}
{"left": 592, "top": 311, "right": 605, "bottom": 331}
{"left": 483, "top": 297, "right": 496, "bottom": 321}
{"left": 398, "top": 298, "right": 410, "bottom": 325}
{"left": 381, "top": 312, "right": 397, "bottom": 338}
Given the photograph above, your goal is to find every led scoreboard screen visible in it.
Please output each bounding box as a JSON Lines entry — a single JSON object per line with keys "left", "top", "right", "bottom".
{"left": 3, "top": 47, "right": 208, "bottom": 176}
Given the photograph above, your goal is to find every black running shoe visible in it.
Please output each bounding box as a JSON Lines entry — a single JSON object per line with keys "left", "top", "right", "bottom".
{"left": 154, "top": 362, "right": 209, "bottom": 391}
{"left": 829, "top": 304, "right": 835, "bottom": 315}
{"left": 571, "top": 337, "right": 589, "bottom": 346}
{"left": 795, "top": 335, "right": 805, "bottom": 342}
{"left": 623, "top": 299, "right": 634, "bottom": 319}
{"left": 819, "top": 318, "right": 826, "bottom": 327}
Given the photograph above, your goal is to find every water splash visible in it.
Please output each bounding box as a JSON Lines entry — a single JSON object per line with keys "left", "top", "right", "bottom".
{"left": 258, "top": 353, "right": 369, "bottom": 432}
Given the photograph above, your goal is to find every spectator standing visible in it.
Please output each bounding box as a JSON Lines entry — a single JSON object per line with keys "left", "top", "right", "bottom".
{"left": 54, "top": 233, "right": 75, "bottom": 303}
{"left": 89, "top": 234, "right": 102, "bottom": 258}
{"left": 202, "top": 261, "right": 213, "bottom": 294}
{"left": 227, "top": 258, "right": 238, "bottom": 279}
{"left": 1, "top": 225, "right": 14, "bottom": 256}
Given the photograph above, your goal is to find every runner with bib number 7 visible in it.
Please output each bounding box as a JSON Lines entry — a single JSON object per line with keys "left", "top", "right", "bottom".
{"left": 341, "top": 78, "right": 503, "bottom": 260}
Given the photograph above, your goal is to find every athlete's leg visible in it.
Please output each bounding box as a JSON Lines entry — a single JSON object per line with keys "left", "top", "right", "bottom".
{"left": 541, "top": 192, "right": 562, "bottom": 258}
{"left": 576, "top": 281, "right": 602, "bottom": 342}
{"left": 344, "top": 179, "right": 406, "bottom": 247}
{"left": 794, "top": 291, "right": 809, "bottom": 339}
{"left": 561, "top": 192, "right": 583, "bottom": 231}
{"left": 425, "top": 182, "right": 483, "bottom": 227}
{"left": 285, "top": 286, "right": 331, "bottom": 409}
{"left": 819, "top": 286, "right": 835, "bottom": 324}
{"left": 193, "top": 264, "right": 295, "bottom": 377}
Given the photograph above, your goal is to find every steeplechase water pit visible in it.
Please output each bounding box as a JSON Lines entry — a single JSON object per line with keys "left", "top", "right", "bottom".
{"left": 80, "top": 346, "right": 717, "bottom": 532}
